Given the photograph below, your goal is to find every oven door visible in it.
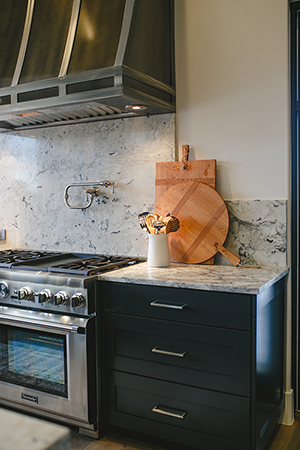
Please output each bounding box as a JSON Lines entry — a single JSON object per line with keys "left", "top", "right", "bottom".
{"left": 0, "top": 307, "right": 96, "bottom": 429}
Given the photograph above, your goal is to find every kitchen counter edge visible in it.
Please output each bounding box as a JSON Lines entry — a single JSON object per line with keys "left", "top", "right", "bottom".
{"left": 97, "top": 262, "right": 289, "bottom": 295}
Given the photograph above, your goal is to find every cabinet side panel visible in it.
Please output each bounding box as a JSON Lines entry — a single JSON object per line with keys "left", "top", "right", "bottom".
{"left": 255, "top": 278, "right": 286, "bottom": 450}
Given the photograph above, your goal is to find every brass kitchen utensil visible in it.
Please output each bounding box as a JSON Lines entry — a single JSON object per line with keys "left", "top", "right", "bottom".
{"left": 146, "top": 214, "right": 157, "bottom": 234}
{"left": 169, "top": 216, "right": 180, "bottom": 232}
{"left": 152, "top": 221, "right": 166, "bottom": 234}
{"left": 165, "top": 219, "right": 173, "bottom": 234}
{"left": 138, "top": 212, "right": 180, "bottom": 235}
{"left": 138, "top": 211, "right": 150, "bottom": 231}
{"left": 162, "top": 215, "right": 180, "bottom": 233}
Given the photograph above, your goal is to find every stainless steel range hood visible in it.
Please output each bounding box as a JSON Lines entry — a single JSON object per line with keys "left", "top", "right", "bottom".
{"left": 0, "top": 0, "right": 175, "bottom": 131}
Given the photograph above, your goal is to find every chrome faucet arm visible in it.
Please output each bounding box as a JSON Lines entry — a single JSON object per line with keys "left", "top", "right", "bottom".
{"left": 64, "top": 181, "right": 115, "bottom": 209}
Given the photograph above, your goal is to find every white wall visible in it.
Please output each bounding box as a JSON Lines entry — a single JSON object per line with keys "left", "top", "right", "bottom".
{"left": 175, "top": 0, "right": 289, "bottom": 200}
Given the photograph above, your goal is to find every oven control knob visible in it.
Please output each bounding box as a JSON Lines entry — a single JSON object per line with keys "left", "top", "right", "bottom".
{"left": 54, "top": 291, "right": 69, "bottom": 306}
{"left": 71, "top": 293, "right": 86, "bottom": 308}
{"left": 38, "top": 289, "right": 53, "bottom": 303}
{"left": 0, "top": 281, "right": 9, "bottom": 299}
{"left": 18, "top": 286, "right": 33, "bottom": 301}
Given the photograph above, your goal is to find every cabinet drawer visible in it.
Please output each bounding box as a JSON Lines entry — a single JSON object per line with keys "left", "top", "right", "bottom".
{"left": 103, "top": 313, "right": 251, "bottom": 396}
{"left": 105, "top": 370, "right": 250, "bottom": 450}
{"left": 100, "top": 282, "right": 251, "bottom": 330}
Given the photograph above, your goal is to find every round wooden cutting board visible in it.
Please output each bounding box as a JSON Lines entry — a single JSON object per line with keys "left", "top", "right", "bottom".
{"left": 154, "top": 181, "right": 240, "bottom": 265}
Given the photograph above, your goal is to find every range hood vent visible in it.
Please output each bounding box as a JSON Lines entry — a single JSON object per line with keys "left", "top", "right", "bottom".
{"left": 0, "top": 0, "right": 175, "bottom": 131}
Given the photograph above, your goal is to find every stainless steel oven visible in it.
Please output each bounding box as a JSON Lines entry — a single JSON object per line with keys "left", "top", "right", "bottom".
{"left": 0, "top": 307, "right": 96, "bottom": 434}
{"left": 0, "top": 250, "right": 139, "bottom": 437}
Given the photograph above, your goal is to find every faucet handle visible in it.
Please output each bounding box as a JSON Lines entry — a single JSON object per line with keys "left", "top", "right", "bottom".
{"left": 101, "top": 180, "right": 115, "bottom": 193}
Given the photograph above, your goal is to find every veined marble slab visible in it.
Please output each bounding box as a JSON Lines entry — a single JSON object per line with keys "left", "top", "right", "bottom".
{"left": 0, "top": 114, "right": 287, "bottom": 267}
{"left": 215, "top": 199, "right": 287, "bottom": 267}
{"left": 98, "top": 262, "right": 289, "bottom": 295}
{"left": 0, "top": 114, "right": 174, "bottom": 256}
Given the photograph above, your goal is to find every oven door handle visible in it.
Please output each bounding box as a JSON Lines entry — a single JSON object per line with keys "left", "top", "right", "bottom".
{"left": 0, "top": 313, "right": 91, "bottom": 333}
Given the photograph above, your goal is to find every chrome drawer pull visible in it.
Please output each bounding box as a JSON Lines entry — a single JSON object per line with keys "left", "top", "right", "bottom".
{"left": 152, "top": 405, "right": 187, "bottom": 419}
{"left": 150, "top": 300, "right": 187, "bottom": 310}
{"left": 152, "top": 347, "right": 187, "bottom": 358}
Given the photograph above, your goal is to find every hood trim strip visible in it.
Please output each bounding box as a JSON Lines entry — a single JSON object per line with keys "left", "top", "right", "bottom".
{"left": 11, "top": 0, "right": 35, "bottom": 87}
{"left": 59, "top": 0, "right": 81, "bottom": 78}
{"left": 114, "top": 0, "right": 135, "bottom": 67}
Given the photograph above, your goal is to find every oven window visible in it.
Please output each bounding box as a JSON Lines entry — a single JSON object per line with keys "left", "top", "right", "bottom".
{"left": 0, "top": 326, "right": 67, "bottom": 397}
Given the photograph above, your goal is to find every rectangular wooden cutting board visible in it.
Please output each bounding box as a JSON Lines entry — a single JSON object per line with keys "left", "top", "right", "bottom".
{"left": 155, "top": 146, "right": 216, "bottom": 204}
{"left": 155, "top": 145, "right": 216, "bottom": 264}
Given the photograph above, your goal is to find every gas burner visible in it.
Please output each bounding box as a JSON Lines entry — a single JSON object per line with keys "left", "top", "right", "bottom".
{"left": 49, "top": 255, "right": 139, "bottom": 276}
{"left": 0, "top": 249, "right": 141, "bottom": 276}
{"left": 0, "top": 250, "right": 62, "bottom": 268}
{"left": 51, "top": 257, "right": 110, "bottom": 272}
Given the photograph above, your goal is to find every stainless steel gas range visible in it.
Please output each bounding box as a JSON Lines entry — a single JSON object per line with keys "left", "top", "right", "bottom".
{"left": 0, "top": 249, "right": 139, "bottom": 437}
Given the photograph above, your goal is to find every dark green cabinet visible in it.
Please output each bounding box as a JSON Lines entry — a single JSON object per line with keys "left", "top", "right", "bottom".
{"left": 103, "top": 313, "right": 251, "bottom": 396}
{"left": 98, "top": 277, "right": 286, "bottom": 450}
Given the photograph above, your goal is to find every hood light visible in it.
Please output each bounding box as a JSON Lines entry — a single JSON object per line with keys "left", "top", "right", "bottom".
{"left": 125, "top": 104, "right": 148, "bottom": 112}
{"left": 22, "top": 111, "right": 43, "bottom": 117}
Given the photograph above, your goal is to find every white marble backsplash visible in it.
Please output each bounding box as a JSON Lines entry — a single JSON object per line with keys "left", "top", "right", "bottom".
{"left": 0, "top": 114, "right": 287, "bottom": 266}
{"left": 0, "top": 114, "right": 175, "bottom": 256}
{"left": 215, "top": 200, "right": 287, "bottom": 267}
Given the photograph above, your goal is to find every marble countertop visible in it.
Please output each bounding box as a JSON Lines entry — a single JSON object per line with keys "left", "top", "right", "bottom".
{"left": 0, "top": 407, "right": 70, "bottom": 450}
{"left": 98, "top": 262, "right": 289, "bottom": 294}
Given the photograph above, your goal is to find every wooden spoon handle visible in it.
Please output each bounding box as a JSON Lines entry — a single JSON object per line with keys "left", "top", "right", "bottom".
{"left": 214, "top": 242, "right": 241, "bottom": 267}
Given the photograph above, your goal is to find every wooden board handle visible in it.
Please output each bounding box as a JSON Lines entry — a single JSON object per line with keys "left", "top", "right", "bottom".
{"left": 182, "top": 145, "right": 190, "bottom": 169}
{"left": 214, "top": 242, "right": 241, "bottom": 266}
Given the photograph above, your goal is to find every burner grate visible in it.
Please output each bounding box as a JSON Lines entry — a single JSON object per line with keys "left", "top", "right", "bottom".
{"left": 0, "top": 250, "right": 140, "bottom": 275}
{"left": 0, "top": 250, "right": 62, "bottom": 268}
{"left": 49, "top": 256, "right": 139, "bottom": 276}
